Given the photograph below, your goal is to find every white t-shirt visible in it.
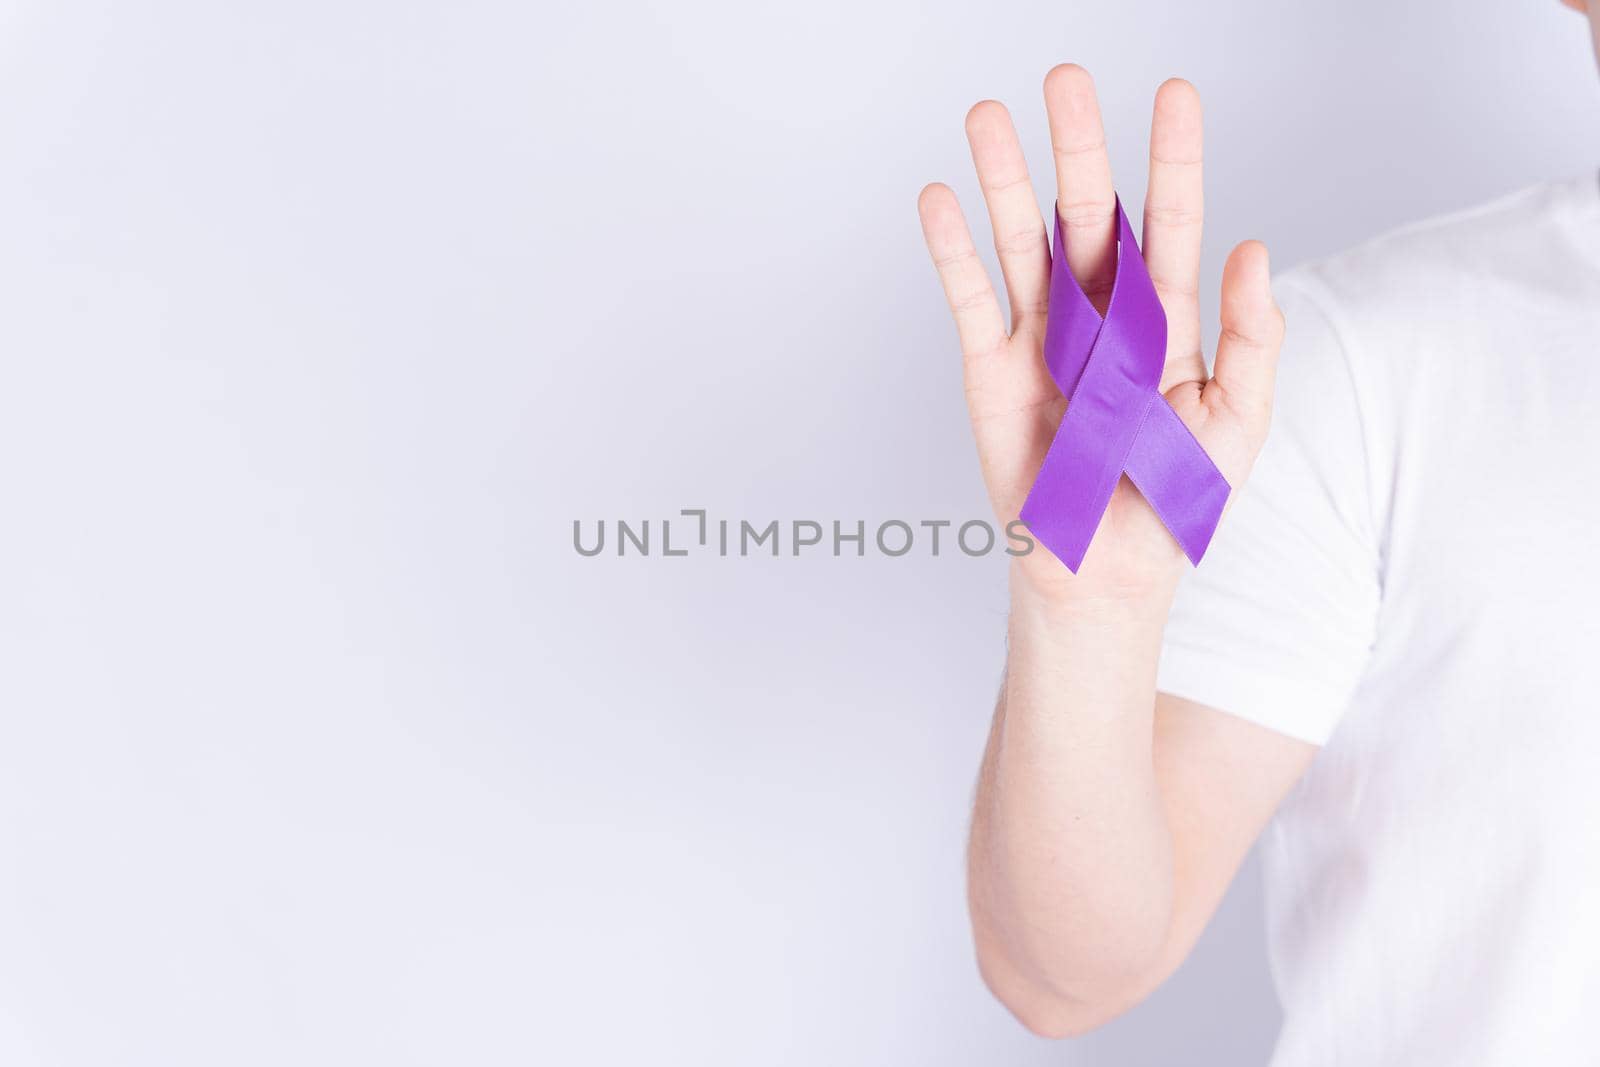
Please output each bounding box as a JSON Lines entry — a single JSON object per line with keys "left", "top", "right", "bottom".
{"left": 1158, "top": 173, "right": 1600, "bottom": 1065}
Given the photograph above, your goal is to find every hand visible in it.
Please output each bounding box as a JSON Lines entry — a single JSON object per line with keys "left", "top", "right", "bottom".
{"left": 918, "top": 66, "right": 1284, "bottom": 608}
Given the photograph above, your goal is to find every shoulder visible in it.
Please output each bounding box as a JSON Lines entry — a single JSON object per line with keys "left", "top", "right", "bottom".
{"left": 1273, "top": 175, "right": 1599, "bottom": 338}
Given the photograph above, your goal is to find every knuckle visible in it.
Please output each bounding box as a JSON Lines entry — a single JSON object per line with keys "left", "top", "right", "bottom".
{"left": 980, "top": 173, "right": 1032, "bottom": 195}
{"left": 1148, "top": 272, "right": 1199, "bottom": 300}
{"left": 950, "top": 288, "right": 994, "bottom": 312}
{"left": 932, "top": 248, "right": 979, "bottom": 270}
{"left": 994, "top": 227, "right": 1045, "bottom": 256}
{"left": 1057, "top": 198, "right": 1115, "bottom": 229}
{"left": 1142, "top": 203, "right": 1202, "bottom": 227}
{"left": 1051, "top": 136, "right": 1107, "bottom": 160}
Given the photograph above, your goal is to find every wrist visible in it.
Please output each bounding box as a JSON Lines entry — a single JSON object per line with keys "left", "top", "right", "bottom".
{"left": 1004, "top": 560, "right": 1173, "bottom": 717}
{"left": 1007, "top": 559, "right": 1177, "bottom": 629}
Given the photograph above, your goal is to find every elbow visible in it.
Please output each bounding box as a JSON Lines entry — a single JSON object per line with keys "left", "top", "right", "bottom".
{"left": 1001, "top": 985, "right": 1133, "bottom": 1040}
{"left": 1011, "top": 1000, "right": 1104, "bottom": 1040}
{"left": 975, "top": 943, "right": 1146, "bottom": 1040}
{"left": 968, "top": 897, "right": 1176, "bottom": 1037}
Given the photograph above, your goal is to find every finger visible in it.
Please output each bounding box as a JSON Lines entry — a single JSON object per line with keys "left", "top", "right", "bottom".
{"left": 1144, "top": 78, "right": 1207, "bottom": 388}
{"left": 1210, "top": 240, "right": 1284, "bottom": 425}
{"left": 918, "top": 182, "right": 1008, "bottom": 360}
{"left": 964, "top": 101, "right": 1049, "bottom": 336}
{"left": 1043, "top": 64, "right": 1117, "bottom": 309}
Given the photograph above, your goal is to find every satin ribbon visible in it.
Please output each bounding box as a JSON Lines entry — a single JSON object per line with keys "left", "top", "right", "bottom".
{"left": 1018, "top": 199, "right": 1230, "bottom": 572}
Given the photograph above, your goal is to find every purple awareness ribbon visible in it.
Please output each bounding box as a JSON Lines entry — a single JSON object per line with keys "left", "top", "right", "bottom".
{"left": 1018, "top": 198, "right": 1230, "bottom": 573}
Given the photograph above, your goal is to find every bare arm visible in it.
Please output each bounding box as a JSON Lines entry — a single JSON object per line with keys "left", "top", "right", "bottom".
{"left": 970, "top": 583, "right": 1314, "bottom": 1036}
{"left": 919, "top": 67, "right": 1314, "bottom": 1036}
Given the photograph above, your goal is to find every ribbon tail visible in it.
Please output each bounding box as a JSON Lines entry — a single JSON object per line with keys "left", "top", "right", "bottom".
{"left": 1123, "top": 398, "right": 1231, "bottom": 565}
{"left": 1019, "top": 388, "right": 1160, "bottom": 573}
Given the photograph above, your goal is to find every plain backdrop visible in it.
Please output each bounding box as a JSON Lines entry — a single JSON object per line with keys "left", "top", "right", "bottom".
{"left": 0, "top": 1, "right": 1595, "bottom": 1064}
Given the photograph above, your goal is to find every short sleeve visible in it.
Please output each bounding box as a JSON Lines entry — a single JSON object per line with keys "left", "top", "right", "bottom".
{"left": 1156, "top": 275, "right": 1382, "bottom": 745}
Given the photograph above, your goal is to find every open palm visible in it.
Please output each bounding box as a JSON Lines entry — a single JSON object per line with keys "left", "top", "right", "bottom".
{"left": 919, "top": 66, "right": 1284, "bottom": 605}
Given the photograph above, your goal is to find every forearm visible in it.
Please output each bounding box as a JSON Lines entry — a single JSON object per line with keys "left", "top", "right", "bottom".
{"left": 923, "top": 63, "right": 1295, "bottom": 1040}
{"left": 968, "top": 567, "right": 1177, "bottom": 1027}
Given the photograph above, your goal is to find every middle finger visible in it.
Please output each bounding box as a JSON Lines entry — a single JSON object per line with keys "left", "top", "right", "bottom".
{"left": 1043, "top": 64, "right": 1118, "bottom": 311}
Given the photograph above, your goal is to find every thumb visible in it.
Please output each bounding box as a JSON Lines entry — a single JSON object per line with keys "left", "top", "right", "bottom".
{"left": 1210, "top": 239, "right": 1284, "bottom": 426}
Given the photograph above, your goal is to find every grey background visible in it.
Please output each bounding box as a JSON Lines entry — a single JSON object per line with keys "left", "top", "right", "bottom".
{"left": 0, "top": 1, "right": 1593, "bottom": 1064}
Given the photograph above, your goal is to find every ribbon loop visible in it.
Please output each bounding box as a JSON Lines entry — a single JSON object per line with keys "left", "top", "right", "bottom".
{"left": 1018, "top": 198, "right": 1230, "bottom": 573}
